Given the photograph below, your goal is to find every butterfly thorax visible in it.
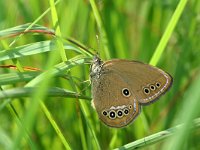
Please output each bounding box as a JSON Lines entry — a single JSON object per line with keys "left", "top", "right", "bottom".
{"left": 90, "top": 56, "right": 103, "bottom": 79}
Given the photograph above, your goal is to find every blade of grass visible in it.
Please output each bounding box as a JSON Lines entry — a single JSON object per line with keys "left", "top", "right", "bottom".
{"left": 25, "top": 56, "right": 90, "bottom": 87}
{"left": 0, "top": 72, "right": 40, "bottom": 86}
{"left": 114, "top": 118, "right": 200, "bottom": 150}
{"left": 0, "top": 40, "right": 84, "bottom": 62}
{"left": 89, "top": 0, "right": 110, "bottom": 58}
{"left": 149, "top": 0, "right": 188, "bottom": 66}
{"left": 0, "top": 87, "right": 91, "bottom": 100}
{"left": 40, "top": 102, "right": 72, "bottom": 150}
{"left": 6, "top": 104, "right": 37, "bottom": 150}
{"left": 77, "top": 106, "right": 88, "bottom": 150}
{"left": 11, "top": 33, "right": 63, "bottom": 149}
{"left": 1, "top": 29, "right": 34, "bottom": 150}
{"left": 0, "top": 127, "right": 12, "bottom": 149}
{"left": 1, "top": 39, "right": 24, "bottom": 72}
{"left": 0, "top": 23, "right": 54, "bottom": 39}
{"left": 49, "top": 2, "right": 93, "bottom": 148}
{"left": 24, "top": 56, "right": 89, "bottom": 149}
{"left": 8, "top": 0, "right": 61, "bottom": 47}
{"left": 79, "top": 100, "right": 101, "bottom": 150}
{"left": 163, "top": 73, "right": 200, "bottom": 150}
{"left": 49, "top": 0, "right": 67, "bottom": 62}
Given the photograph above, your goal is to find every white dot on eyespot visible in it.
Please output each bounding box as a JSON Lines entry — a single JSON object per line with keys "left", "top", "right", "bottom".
{"left": 109, "top": 111, "right": 116, "bottom": 119}
{"left": 117, "top": 110, "right": 123, "bottom": 118}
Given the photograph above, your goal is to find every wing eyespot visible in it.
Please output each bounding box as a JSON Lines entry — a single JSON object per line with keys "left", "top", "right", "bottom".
{"left": 102, "top": 104, "right": 134, "bottom": 120}
{"left": 116, "top": 110, "right": 123, "bottom": 118}
{"left": 122, "top": 88, "right": 131, "bottom": 97}
{"left": 143, "top": 87, "right": 150, "bottom": 94}
{"left": 123, "top": 108, "right": 129, "bottom": 115}
{"left": 109, "top": 110, "right": 116, "bottom": 119}
{"left": 156, "top": 82, "right": 161, "bottom": 88}
{"left": 150, "top": 85, "right": 156, "bottom": 91}
{"left": 102, "top": 110, "right": 108, "bottom": 116}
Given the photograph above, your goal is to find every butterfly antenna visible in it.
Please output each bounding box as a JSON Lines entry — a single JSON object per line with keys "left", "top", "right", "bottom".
{"left": 96, "top": 34, "right": 101, "bottom": 57}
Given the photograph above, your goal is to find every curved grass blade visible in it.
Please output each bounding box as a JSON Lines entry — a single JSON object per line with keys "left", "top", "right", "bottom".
{"left": 114, "top": 118, "right": 200, "bottom": 150}
{"left": 150, "top": 0, "right": 188, "bottom": 66}
{"left": 0, "top": 40, "right": 86, "bottom": 62}
{"left": 0, "top": 127, "right": 12, "bottom": 149}
{"left": 0, "top": 87, "right": 91, "bottom": 100}
{"left": 0, "top": 23, "right": 55, "bottom": 39}
{"left": 89, "top": 0, "right": 110, "bottom": 58}
{"left": 39, "top": 102, "right": 72, "bottom": 150}
{"left": 163, "top": 73, "right": 200, "bottom": 150}
{"left": 49, "top": 0, "right": 67, "bottom": 62}
{"left": 25, "top": 55, "right": 91, "bottom": 87}
{"left": 0, "top": 72, "right": 40, "bottom": 85}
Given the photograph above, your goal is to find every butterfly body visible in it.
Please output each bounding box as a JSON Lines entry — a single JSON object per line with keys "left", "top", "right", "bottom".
{"left": 90, "top": 56, "right": 173, "bottom": 128}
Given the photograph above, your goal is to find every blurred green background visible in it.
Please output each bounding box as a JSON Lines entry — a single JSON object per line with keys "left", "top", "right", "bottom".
{"left": 0, "top": 0, "right": 200, "bottom": 150}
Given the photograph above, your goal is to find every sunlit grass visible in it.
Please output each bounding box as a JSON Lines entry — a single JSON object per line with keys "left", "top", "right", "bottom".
{"left": 0, "top": 0, "right": 200, "bottom": 150}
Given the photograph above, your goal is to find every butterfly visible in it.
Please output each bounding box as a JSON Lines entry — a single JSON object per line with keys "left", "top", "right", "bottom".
{"left": 90, "top": 56, "right": 173, "bottom": 128}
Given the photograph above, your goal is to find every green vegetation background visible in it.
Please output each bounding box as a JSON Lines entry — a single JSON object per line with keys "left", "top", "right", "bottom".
{"left": 0, "top": 0, "right": 200, "bottom": 150}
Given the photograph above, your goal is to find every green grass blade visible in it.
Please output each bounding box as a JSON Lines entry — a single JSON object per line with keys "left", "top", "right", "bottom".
{"left": 11, "top": 28, "right": 63, "bottom": 149}
{"left": 0, "top": 72, "right": 40, "bottom": 85}
{"left": 89, "top": 0, "right": 110, "bottom": 58}
{"left": 0, "top": 127, "right": 12, "bottom": 149}
{"left": 149, "top": 0, "right": 189, "bottom": 65}
{"left": 163, "top": 73, "right": 200, "bottom": 150}
{"left": 49, "top": 0, "right": 67, "bottom": 61}
{"left": 25, "top": 56, "right": 90, "bottom": 87}
{"left": 8, "top": 0, "right": 60, "bottom": 47}
{"left": 115, "top": 118, "right": 200, "bottom": 150}
{"left": 0, "top": 0, "right": 199, "bottom": 149}
{"left": 40, "top": 102, "right": 72, "bottom": 150}
{"left": 0, "top": 87, "right": 91, "bottom": 100}
{"left": 79, "top": 100, "right": 101, "bottom": 150}
{"left": 0, "top": 40, "right": 84, "bottom": 62}
{"left": 0, "top": 23, "right": 54, "bottom": 38}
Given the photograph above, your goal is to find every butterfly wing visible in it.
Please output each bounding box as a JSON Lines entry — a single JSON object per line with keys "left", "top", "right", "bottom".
{"left": 91, "top": 70, "right": 141, "bottom": 128}
{"left": 102, "top": 59, "right": 173, "bottom": 105}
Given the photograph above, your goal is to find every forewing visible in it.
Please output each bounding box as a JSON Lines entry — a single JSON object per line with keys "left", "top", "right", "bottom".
{"left": 102, "top": 59, "right": 173, "bottom": 105}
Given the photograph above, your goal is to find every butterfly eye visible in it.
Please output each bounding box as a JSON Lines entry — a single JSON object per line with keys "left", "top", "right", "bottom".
{"left": 143, "top": 87, "right": 150, "bottom": 94}
{"left": 150, "top": 85, "right": 156, "bottom": 91}
{"left": 123, "top": 108, "right": 129, "bottom": 115}
{"left": 122, "top": 88, "right": 131, "bottom": 97}
{"left": 109, "top": 110, "right": 116, "bottom": 119}
{"left": 102, "top": 110, "right": 108, "bottom": 116}
{"left": 156, "top": 82, "right": 161, "bottom": 88}
{"left": 117, "top": 110, "right": 123, "bottom": 118}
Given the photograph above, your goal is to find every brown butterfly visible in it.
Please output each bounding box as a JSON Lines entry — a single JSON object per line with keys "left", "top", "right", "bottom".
{"left": 90, "top": 56, "right": 173, "bottom": 128}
